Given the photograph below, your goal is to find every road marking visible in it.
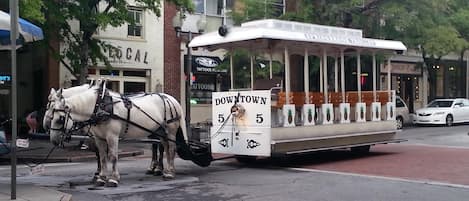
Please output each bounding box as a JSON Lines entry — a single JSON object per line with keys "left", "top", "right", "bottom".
{"left": 401, "top": 143, "right": 469, "bottom": 150}
{"left": 290, "top": 167, "right": 469, "bottom": 189}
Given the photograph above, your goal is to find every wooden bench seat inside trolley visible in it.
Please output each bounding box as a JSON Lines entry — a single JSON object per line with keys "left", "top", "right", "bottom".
{"left": 274, "top": 91, "right": 390, "bottom": 108}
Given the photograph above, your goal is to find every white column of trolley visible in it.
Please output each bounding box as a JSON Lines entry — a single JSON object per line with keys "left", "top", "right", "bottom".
{"left": 230, "top": 49, "right": 234, "bottom": 90}
{"left": 250, "top": 53, "right": 254, "bottom": 89}
{"left": 269, "top": 49, "right": 273, "bottom": 79}
{"left": 303, "top": 48, "right": 315, "bottom": 125}
{"left": 322, "top": 48, "right": 333, "bottom": 124}
{"left": 283, "top": 46, "right": 295, "bottom": 127}
{"left": 386, "top": 58, "right": 395, "bottom": 120}
{"left": 334, "top": 56, "right": 339, "bottom": 93}
{"left": 356, "top": 50, "right": 366, "bottom": 122}
{"left": 371, "top": 51, "right": 381, "bottom": 121}
{"left": 340, "top": 49, "right": 350, "bottom": 123}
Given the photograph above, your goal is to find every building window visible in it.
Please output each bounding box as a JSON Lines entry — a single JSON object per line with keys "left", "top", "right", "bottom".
{"left": 128, "top": 8, "right": 143, "bottom": 37}
{"left": 194, "top": 0, "right": 204, "bottom": 14}
{"left": 205, "top": 0, "right": 222, "bottom": 16}
{"left": 271, "top": 0, "right": 285, "bottom": 17}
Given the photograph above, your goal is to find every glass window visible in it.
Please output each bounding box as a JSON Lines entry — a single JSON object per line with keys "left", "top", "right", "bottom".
{"left": 128, "top": 8, "right": 143, "bottom": 37}
{"left": 270, "top": 0, "right": 284, "bottom": 17}
{"left": 123, "top": 70, "right": 147, "bottom": 77}
{"left": 193, "top": 0, "right": 204, "bottom": 14}
{"left": 396, "top": 97, "right": 405, "bottom": 108}
{"left": 106, "top": 81, "right": 120, "bottom": 92}
{"left": 100, "top": 69, "right": 119, "bottom": 76}
{"left": 124, "top": 82, "right": 146, "bottom": 94}
{"left": 427, "top": 100, "right": 453, "bottom": 108}
{"left": 206, "top": 0, "right": 223, "bottom": 16}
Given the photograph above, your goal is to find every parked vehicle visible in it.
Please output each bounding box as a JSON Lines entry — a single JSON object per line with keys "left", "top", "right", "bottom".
{"left": 396, "top": 96, "right": 411, "bottom": 129}
{"left": 413, "top": 98, "right": 469, "bottom": 126}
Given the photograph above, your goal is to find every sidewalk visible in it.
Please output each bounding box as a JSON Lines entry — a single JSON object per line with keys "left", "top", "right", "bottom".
{"left": 0, "top": 138, "right": 147, "bottom": 201}
{"left": 0, "top": 138, "right": 145, "bottom": 163}
{"left": 0, "top": 184, "right": 72, "bottom": 201}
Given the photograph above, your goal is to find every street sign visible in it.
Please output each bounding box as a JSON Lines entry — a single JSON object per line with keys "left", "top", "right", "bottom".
{"left": 30, "top": 164, "right": 45, "bottom": 175}
{"left": 16, "top": 139, "right": 29, "bottom": 148}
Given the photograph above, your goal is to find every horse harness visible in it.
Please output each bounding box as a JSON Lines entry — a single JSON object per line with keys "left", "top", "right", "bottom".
{"left": 84, "top": 88, "right": 181, "bottom": 139}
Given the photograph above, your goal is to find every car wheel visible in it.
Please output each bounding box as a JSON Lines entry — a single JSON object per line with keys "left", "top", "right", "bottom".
{"left": 396, "top": 116, "right": 403, "bottom": 129}
{"left": 446, "top": 114, "right": 453, "bottom": 127}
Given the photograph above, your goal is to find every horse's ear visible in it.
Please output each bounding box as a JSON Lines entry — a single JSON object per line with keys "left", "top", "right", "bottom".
{"left": 50, "top": 88, "right": 56, "bottom": 95}
{"left": 56, "top": 88, "right": 63, "bottom": 98}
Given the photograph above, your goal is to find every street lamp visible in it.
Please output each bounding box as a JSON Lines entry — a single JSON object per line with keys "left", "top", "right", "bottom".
{"left": 172, "top": 12, "right": 206, "bottom": 139}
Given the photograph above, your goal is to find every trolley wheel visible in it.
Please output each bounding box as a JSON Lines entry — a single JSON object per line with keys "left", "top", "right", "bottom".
{"left": 235, "top": 155, "right": 257, "bottom": 164}
{"left": 351, "top": 145, "right": 371, "bottom": 154}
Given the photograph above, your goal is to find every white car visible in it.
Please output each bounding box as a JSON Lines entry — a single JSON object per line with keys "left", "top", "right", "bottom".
{"left": 414, "top": 98, "right": 469, "bottom": 126}
{"left": 396, "top": 96, "right": 411, "bottom": 129}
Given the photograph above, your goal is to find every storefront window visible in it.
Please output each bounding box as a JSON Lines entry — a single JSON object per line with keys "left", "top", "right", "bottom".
{"left": 124, "top": 82, "right": 146, "bottom": 94}
{"left": 186, "top": 55, "right": 228, "bottom": 104}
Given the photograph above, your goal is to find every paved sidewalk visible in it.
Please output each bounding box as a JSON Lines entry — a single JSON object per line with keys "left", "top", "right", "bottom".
{"left": 0, "top": 138, "right": 144, "bottom": 163}
{"left": 0, "top": 138, "right": 147, "bottom": 201}
{"left": 0, "top": 183, "right": 72, "bottom": 201}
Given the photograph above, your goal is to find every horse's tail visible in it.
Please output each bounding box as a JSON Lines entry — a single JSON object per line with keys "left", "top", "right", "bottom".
{"left": 178, "top": 108, "right": 189, "bottom": 143}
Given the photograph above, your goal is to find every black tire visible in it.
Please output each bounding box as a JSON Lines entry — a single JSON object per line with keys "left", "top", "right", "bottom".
{"left": 351, "top": 145, "right": 371, "bottom": 154}
{"left": 446, "top": 115, "right": 453, "bottom": 127}
{"left": 235, "top": 155, "right": 257, "bottom": 164}
{"left": 396, "top": 116, "right": 404, "bottom": 129}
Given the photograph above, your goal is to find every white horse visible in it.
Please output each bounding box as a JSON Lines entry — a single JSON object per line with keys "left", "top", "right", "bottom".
{"left": 45, "top": 82, "right": 167, "bottom": 182}
{"left": 43, "top": 84, "right": 91, "bottom": 131}
{"left": 49, "top": 85, "right": 187, "bottom": 187}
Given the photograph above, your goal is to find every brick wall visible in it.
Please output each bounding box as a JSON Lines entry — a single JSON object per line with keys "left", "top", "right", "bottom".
{"left": 164, "top": 3, "right": 182, "bottom": 102}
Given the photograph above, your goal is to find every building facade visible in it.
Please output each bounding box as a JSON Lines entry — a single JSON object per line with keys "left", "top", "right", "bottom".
{"left": 60, "top": 2, "right": 165, "bottom": 95}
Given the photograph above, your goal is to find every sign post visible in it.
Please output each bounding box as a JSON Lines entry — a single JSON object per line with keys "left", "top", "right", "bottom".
{"left": 9, "top": 0, "right": 18, "bottom": 199}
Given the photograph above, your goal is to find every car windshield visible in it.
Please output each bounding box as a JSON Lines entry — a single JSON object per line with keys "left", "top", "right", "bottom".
{"left": 427, "top": 100, "right": 453, "bottom": 108}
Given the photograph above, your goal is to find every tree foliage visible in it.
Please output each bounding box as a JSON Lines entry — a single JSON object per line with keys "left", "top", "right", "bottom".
{"left": 22, "top": 0, "right": 194, "bottom": 84}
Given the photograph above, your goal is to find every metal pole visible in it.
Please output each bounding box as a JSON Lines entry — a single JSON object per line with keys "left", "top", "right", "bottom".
{"left": 10, "top": 0, "right": 18, "bottom": 199}
{"left": 186, "top": 32, "right": 192, "bottom": 137}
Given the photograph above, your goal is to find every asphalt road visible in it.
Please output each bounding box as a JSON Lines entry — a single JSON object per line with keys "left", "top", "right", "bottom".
{"left": 2, "top": 124, "right": 469, "bottom": 201}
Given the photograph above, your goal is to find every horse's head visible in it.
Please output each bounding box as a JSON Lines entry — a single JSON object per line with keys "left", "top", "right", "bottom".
{"left": 43, "top": 88, "right": 58, "bottom": 131}
{"left": 49, "top": 96, "right": 74, "bottom": 146}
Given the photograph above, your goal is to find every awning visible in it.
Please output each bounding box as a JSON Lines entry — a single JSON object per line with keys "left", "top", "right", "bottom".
{"left": 0, "top": 10, "right": 44, "bottom": 49}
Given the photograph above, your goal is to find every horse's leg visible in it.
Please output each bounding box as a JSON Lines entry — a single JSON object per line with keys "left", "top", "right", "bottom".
{"left": 162, "top": 127, "right": 177, "bottom": 180}
{"left": 87, "top": 137, "right": 101, "bottom": 183}
{"left": 106, "top": 135, "right": 120, "bottom": 187}
{"left": 155, "top": 142, "right": 164, "bottom": 176}
{"left": 146, "top": 143, "right": 158, "bottom": 175}
{"left": 94, "top": 137, "right": 108, "bottom": 186}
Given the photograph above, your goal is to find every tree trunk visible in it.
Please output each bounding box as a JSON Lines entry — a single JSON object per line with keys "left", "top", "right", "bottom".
{"left": 79, "top": 40, "right": 89, "bottom": 85}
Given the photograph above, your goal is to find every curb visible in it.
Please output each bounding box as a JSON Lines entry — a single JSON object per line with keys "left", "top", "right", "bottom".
{"left": 0, "top": 149, "right": 144, "bottom": 163}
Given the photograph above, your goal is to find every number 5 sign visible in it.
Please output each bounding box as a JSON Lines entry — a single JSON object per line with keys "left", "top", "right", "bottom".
{"left": 211, "top": 90, "right": 272, "bottom": 156}
{"left": 212, "top": 91, "right": 271, "bottom": 127}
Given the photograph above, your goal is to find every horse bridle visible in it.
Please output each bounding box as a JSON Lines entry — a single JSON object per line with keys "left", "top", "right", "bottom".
{"left": 49, "top": 108, "right": 75, "bottom": 144}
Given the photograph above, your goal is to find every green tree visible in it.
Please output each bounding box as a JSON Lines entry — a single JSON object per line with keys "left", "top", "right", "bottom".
{"left": 23, "top": 0, "right": 194, "bottom": 84}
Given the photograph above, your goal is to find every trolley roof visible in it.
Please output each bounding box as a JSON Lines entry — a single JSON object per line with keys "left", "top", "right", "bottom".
{"left": 189, "top": 19, "right": 406, "bottom": 53}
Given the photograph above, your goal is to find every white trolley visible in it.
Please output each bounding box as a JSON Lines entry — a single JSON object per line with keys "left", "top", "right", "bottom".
{"left": 189, "top": 19, "right": 406, "bottom": 160}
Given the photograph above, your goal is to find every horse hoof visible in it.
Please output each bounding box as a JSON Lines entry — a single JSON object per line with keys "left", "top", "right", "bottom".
{"left": 145, "top": 169, "right": 155, "bottom": 175}
{"left": 95, "top": 178, "right": 106, "bottom": 187}
{"left": 162, "top": 173, "right": 175, "bottom": 180}
{"left": 106, "top": 179, "right": 119, "bottom": 187}
{"left": 153, "top": 170, "right": 163, "bottom": 176}
{"left": 91, "top": 175, "right": 100, "bottom": 183}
